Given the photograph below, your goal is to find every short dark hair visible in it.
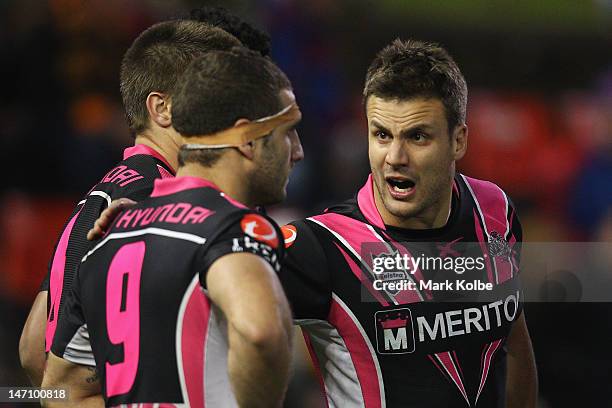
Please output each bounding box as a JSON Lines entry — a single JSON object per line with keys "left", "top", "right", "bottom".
{"left": 189, "top": 6, "right": 271, "bottom": 57}
{"left": 173, "top": 47, "right": 290, "bottom": 167}
{"left": 120, "top": 20, "right": 241, "bottom": 135}
{"left": 363, "top": 39, "right": 467, "bottom": 130}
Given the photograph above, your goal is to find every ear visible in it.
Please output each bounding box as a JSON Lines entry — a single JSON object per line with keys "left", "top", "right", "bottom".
{"left": 145, "top": 92, "right": 172, "bottom": 128}
{"left": 233, "top": 118, "right": 256, "bottom": 160}
{"left": 452, "top": 124, "right": 468, "bottom": 161}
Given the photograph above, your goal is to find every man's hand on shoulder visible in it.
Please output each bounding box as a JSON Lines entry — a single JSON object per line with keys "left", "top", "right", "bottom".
{"left": 87, "top": 198, "right": 137, "bottom": 240}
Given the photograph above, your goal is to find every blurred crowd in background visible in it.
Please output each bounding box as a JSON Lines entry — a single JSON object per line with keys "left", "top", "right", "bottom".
{"left": 0, "top": 0, "right": 610, "bottom": 406}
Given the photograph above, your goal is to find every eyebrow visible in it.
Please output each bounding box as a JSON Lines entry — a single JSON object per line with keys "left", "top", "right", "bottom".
{"left": 370, "top": 119, "right": 435, "bottom": 138}
{"left": 370, "top": 120, "right": 391, "bottom": 135}
{"left": 399, "top": 125, "right": 435, "bottom": 139}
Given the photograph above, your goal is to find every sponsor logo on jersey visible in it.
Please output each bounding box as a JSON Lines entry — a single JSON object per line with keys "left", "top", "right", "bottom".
{"left": 369, "top": 249, "right": 410, "bottom": 295}
{"left": 281, "top": 225, "right": 298, "bottom": 248}
{"left": 374, "top": 291, "right": 519, "bottom": 353}
{"left": 375, "top": 308, "right": 415, "bottom": 354}
{"left": 240, "top": 214, "right": 279, "bottom": 248}
{"left": 231, "top": 236, "right": 281, "bottom": 272}
{"left": 101, "top": 165, "right": 144, "bottom": 187}
{"left": 115, "top": 202, "right": 214, "bottom": 229}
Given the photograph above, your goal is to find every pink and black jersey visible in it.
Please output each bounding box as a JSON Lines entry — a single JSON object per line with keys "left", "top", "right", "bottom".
{"left": 44, "top": 145, "right": 175, "bottom": 351}
{"left": 281, "top": 173, "right": 522, "bottom": 408}
{"left": 42, "top": 145, "right": 175, "bottom": 353}
{"left": 51, "top": 176, "right": 284, "bottom": 407}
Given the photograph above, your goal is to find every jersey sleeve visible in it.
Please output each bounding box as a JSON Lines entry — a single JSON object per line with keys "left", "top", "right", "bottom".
{"left": 506, "top": 195, "right": 524, "bottom": 319}
{"left": 45, "top": 196, "right": 107, "bottom": 347}
{"left": 45, "top": 155, "right": 166, "bottom": 290}
{"left": 50, "top": 271, "right": 95, "bottom": 367}
{"left": 508, "top": 196, "right": 522, "bottom": 251}
{"left": 279, "top": 220, "right": 331, "bottom": 321}
{"left": 197, "top": 211, "right": 284, "bottom": 288}
{"left": 38, "top": 204, "right": 85, "bottom": 294}
{"left": 45, "top": 156, "right": 165, "bottom": 350}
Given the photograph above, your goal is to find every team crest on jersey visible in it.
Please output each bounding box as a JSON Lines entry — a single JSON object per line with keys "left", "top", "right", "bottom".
{"left": 488, "top": 231, "right": 511, "bottom": 258}
{"left": 281, "top": 225, "right": 297, "bottom": 248}
{"left": 375, "top": 308, "right": 415, "bottom": 354}
{"left": 240, "top": 214, "right": 279, "bottom": 248}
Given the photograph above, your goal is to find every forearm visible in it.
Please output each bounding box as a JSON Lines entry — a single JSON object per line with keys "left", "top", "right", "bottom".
{"left": 506, "top": 353, "right": 537, "bottom": 408}
{"left": 19, "top": 341, "right": 45, "bottom": 387}
{"left": 207, "top": 252, "right": 294, "bottom": 406}
{"left": 227, "top": 325, "right": 292, "bottom": 407}
{"left": 505, "top": 314, "right": 538, "bottom": 408}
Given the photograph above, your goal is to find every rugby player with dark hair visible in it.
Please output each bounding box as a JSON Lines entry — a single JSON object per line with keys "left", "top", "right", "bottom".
{"left": 42, "top": 47, "right": 303, "bottom": 407}
{"left": 278, "top": 39, "right": 538, "bottom": 407}
{"left": 86, "top": 38, "right": 538, "bottom": 408}
{"left": 18, "top": 16, "right": 263, "bottom": 386}
{"left": 189, "top": 5, "right": 271, "bottom": 57}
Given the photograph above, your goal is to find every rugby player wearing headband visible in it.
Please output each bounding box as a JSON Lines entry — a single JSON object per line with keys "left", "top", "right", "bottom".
{"left": 19, "top": 20, "right": 241, "bottom": 388}
{"left": 43, "top": 47, "right": 303, "bottom": 407}
{"left": 280, "top": 39, "right": 537, "bottom": 408}
{"left": 86, "top": 39, "right": 538, "bottom": 408}
{"left": 20, "top": 9, "right": 273, "bottom": 387}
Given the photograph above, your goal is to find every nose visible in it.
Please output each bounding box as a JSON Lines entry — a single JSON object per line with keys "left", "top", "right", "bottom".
{"left": 290, "top": 130, "right": 304, "bottom": 164}
{"left": 385, "top": 139, "right": 409, "bottom": 168}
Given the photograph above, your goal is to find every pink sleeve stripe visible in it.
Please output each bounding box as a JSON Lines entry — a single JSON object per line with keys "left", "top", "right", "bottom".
{"left": 462, "top": 176, "right": 509, "bottom": 236}
{"left": 310, "top": 213, "right": 378, "bottom": 259}
{"left": 357, "top": 175, "right": 386, "bottom": 230}
{"left": 328, "top": 298, "right": 383, "bottom": 408}
{"left": 507, "top": 208, "right": 519, "bottom": 276}
{"left": 333, "top": 242, "right": 390, "bottom": 306}
{"left": 45, "top": 209, "right": 82, "bottom": 352}
{"left": 311, "top": 213, "right": 424, "bottom": 305}
{"left": 494, "top": 256, "right": 512, "bottom": 283}
{"left": 464, "top": 176, "right": 513, "bottom": 284}
{"left": 473, "top": 209, "right": 496, "bottom": 284}
{"left": 176, "top": 276, "right": 210, "bottom": 407}
{"left": 302, "top": 331, "right": 330, "bottom": 408}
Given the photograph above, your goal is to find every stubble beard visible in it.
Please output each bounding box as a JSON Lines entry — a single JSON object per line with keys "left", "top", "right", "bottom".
{"left": 375, "top": 170, "right": 448, "bottom": 225}
{"left": 249, "top": 158, "right": 288, "bottom": 207}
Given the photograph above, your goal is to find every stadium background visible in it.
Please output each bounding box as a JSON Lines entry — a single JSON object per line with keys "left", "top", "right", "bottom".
{"left": 0, "top": 0, "right": 610, "bottom": 406}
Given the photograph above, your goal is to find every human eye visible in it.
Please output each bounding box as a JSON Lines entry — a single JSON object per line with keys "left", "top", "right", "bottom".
{"left": 283, "top": 124, "right": 298, "bottom": 139}
{"left": 410, "top": 131, "right": 428, "bottom": 143}
{"left": 374, "top": 130, "right": 392, "bottom": 142}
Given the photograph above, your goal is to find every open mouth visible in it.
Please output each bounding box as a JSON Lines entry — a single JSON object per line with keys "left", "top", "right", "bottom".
{"left": 385, "top": 176, "right": 416, "bottom": 198}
